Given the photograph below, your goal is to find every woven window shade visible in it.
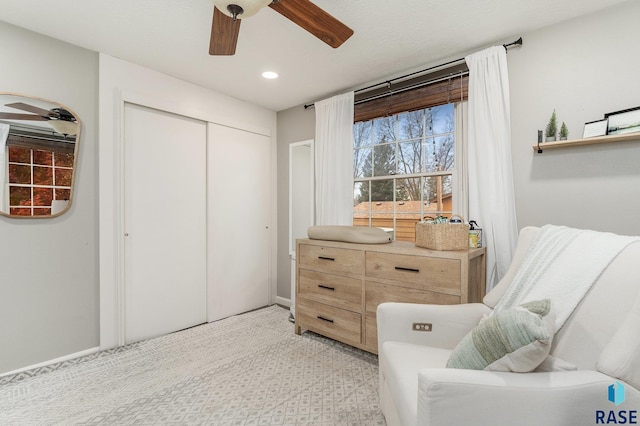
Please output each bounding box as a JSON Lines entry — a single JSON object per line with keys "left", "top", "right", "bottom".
{"left": 354, "top": 69, "right": 468, "bottom": 123}
{"left": 7, "top": 133, "right": 76, "bottom": 155}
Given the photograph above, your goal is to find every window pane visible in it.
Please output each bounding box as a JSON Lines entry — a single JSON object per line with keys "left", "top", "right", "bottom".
{"left": 33, "top": 150, "right": 53, "bottom": 166}
{"left": 10, "top": 186, "right": 31, "bottom": 206}
{"left": 423, "top": 136, "right": 454, "bottom": 172}
{"left": 373, "top": 116, "right": 396, "bottom": 144}
{"left": 55, "top": 152, "right": 75, "bottom": 168}
{"left": 354, "top": 147, "right": 372, "bottom": 178}
{"left": 372, "top": 144, "right": 396, "bottom": 176}
{"left": 371, "top": 179, "right": 394, "bottom": 202}
{"left": 353, "top": 181, "right": 370, "bottom": 227}
{"left": 353, "top": 120, "right": 372, "bottom": 148}
{"left": 395, "top": 178, "right": 422, "bottom": 241}
{"left": 353, "top": 181, "right": 368, "bottom": 205}
{"left": 398, "top": 110, "right": 424, "bottom": 140}
{"left": 33, "top": 187, "right": 54, "bottom": 207}
{"left": 9, "top": 164, "right": 31, "bottom": 184}
{"left": 396, "top": 213, "right": 421, "bottom": 242}
{"left": 55, "top": 168, "right": 73, "bottom": 186}
{"left": 55, "top": 188, "right": 71, "bottom": 200}
{"left": 423, "top": 175, "right": 453, "bottom": 216}
{"left": 396, "top": 177, "right": 421, "bottom": 204}
{"left": 431, "top": 104, "right": 455, "bottom": 135}
{"left": 8, "top": 146, "right": 30, "bottom": 163}
{"left": 33, "top": 166, "right": 53, "bottom": 186}
{"left": 397, "top": 141, "right": 422, "bottom": 175}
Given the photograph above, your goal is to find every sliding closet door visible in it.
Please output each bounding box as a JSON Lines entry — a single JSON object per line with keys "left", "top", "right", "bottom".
{"left": 124, "top": 103, "right": 207, "bottom": 344}
{"left": 208, "top": 123, "right": 271, "bottom": 321}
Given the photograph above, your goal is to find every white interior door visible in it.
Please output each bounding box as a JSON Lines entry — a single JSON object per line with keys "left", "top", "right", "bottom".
{"left": 208, "top": 123, "right": 271, "bottom": 321}
{"left": 124, "top": 103, "right": 207, "bottom": 344}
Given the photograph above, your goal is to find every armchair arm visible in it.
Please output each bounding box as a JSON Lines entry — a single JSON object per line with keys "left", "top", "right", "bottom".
{"left": 417, "top": 369, "right": 640, "bottom": 426}
{"left": 376, "top": 302, "right": 491, "bottom": 352}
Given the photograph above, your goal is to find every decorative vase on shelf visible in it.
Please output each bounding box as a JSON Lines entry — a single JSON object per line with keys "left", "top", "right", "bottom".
{"left": 545, "top": 109, "right": 558, "bottom": 142}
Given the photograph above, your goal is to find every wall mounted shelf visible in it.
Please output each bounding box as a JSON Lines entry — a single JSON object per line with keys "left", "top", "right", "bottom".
{"left": 533, "top": 132, "right": 640, "bottom": 153}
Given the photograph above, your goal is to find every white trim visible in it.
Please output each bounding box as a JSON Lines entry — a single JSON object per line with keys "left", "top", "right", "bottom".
{"left": 0, "top": 347, "right": 100, "bottom": 378}
{"left": 288, "top": 139, "right": 314, "bottom": 255}
{"left": 275, "top": 296, "right": 291, "bottom": 308}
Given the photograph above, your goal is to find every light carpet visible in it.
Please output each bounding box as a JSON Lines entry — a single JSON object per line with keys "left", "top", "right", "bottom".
{"left": 0, "top": 305, "right": 385, "bottom": 425}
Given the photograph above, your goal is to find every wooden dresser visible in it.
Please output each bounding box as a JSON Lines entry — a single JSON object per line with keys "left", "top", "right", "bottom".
{"left": 295, "top": 238, "right": 486, "bottom": 354}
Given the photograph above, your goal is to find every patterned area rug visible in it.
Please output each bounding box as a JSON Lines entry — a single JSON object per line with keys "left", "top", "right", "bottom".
{"left": 0, "top": 305, "right": 385, "bottom": 425}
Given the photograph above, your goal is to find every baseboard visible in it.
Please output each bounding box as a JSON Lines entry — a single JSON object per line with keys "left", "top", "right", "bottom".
{"left": 275, "top": 296, "right": 291, "bottom": 308}
{"left": 0, "top": 346, "right": 100, "bottom": 378}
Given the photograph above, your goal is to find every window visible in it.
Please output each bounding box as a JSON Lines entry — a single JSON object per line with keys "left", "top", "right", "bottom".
{"left": 7, "top": 145, "right": 73, "bottom": 216}
{"left": 353, "top": 104, "right": 455, "bottom": 242}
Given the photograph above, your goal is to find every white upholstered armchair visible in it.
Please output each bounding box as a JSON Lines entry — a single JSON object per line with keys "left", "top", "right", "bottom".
{"left": 377, "top": 226, "right": 640, "bottom": 426}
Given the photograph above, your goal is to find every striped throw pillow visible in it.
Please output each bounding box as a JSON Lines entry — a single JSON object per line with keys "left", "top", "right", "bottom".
{"left": 447, "top": 299, "right": 554, "bottom": 372}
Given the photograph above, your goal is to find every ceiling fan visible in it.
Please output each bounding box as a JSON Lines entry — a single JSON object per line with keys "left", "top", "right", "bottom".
{"left": 0, "top": 102, "right": 78, "bottom": 136}
{"left": 210, "top": 0, "right": 353, "bottom": 55}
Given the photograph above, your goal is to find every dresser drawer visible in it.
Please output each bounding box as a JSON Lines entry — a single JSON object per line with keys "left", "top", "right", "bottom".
{"left": 298, "top": 244, "right": 364, "bottom": 276}
{"left": 296, "top": 298, "right": 361, "bottom": 345}
{"left": 366, "top": 252, "right": 460, "bottom": 291}
{"left": 364, "top": 282, "right": 461, "bottom": 352}
{"left": 364, "top": 281, "right": 461, "bottom": 316}
{"left": 299, "top": 269, "right": 362, "bottom": 312}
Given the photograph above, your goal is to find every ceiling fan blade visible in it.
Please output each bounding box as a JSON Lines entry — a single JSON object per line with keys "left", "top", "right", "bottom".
{"left": 209, "top": 7, "right": 241, "bottom": 55}
{"left": 5, "top": 102, "right": 52, "bottom": 117}
{"left": 269, "top": 0, "right": 353, "bottom": 48}
{"left": 0, "top": 112, "right": 49, "bottom": 121}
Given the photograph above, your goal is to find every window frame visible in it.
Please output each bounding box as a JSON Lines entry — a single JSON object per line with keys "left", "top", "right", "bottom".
{"left": 353, "top": 104, "right": 457, "bottom": 242}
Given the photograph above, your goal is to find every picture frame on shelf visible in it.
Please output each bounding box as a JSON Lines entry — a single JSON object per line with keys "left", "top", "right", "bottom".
{"left": 583, "top": 119, "right": 608, "bottom": 138}
{"left": 605, "top": 107, "right": 640, "bottom": 135}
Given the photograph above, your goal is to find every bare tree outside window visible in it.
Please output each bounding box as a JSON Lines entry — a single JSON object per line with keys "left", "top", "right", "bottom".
{"left": 353, "top": 104, "right": 455, "bottom": 241}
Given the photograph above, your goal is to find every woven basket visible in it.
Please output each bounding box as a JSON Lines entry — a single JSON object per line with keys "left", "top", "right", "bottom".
{"left": 415, "top": 215, "right": 469, "bottom": 251}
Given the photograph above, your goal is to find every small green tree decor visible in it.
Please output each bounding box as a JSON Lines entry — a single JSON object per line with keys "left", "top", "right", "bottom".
{"left": 560, "top": 122, "right": 569, "bottom": 140}
{"left": 545, "top": 110, "right": 558, "bottom": 141}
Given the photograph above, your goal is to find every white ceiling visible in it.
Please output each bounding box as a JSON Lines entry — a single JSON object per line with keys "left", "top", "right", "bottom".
{"left": 0, "top": 0, "right": 629, "bottom": 112}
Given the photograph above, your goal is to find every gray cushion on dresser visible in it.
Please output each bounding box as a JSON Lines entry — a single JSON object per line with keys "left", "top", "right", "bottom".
{"left": 307, "top": 225, "right": 392, "bottom": 244}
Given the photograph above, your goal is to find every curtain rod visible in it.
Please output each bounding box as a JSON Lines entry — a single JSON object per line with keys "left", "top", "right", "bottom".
{"left": 303, "top": 37, "right": 522, "bottom": 110}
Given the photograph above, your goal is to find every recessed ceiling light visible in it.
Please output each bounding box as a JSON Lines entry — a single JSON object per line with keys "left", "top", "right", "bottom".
{"left": 262, "top": 71, "right": 279, "bottom": 79}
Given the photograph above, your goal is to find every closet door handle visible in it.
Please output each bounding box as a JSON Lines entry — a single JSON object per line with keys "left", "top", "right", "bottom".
{"left": 318, "top": 284, "right": 335, "bottom": 291}
{"left": 318, "top": 256, "right": 335, "bottom": 261}
{"left": 317, "top": 316, "right": 334, "bottom": 323}
{"left": 395, "top": 266, "right": 420, "bottom": 273}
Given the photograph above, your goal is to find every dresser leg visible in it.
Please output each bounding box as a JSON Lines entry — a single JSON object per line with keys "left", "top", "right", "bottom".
{"left": 295, "top": 323, "right": 302, "bottom": 335}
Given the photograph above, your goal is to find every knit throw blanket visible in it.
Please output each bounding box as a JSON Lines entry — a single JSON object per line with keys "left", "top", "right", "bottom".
{"left": 493, "top": 225, "right": 640, "bottom": 332}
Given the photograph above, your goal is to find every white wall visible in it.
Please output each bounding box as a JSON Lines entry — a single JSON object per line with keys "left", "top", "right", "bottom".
{"left": 99, "top": 55, "right": 278, "bottom": 349}
{"left": 275, "top": 0, "right": 640, "bottom": 302}
{"left": 509, "top": 0, "right": 640, "bottom": 235}
{"left": 0, "top": 22, "right": 99, "bottom": 374}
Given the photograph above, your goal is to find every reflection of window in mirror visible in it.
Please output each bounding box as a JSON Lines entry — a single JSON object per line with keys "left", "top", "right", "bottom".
{"left": 0, "top": 93, "right": 79, "bottom": 218}
{"left": 5, "top": 123, "right": 75, "bottom": 216}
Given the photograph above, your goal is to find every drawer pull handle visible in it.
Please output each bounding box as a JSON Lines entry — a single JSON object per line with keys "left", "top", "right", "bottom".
{"left": 317, "top": 316, "right": 334, "bottom": 323}
{"left": 318, "top": 256, "right": 335, "bottom": 261}
{"left": 318, "top": 284, "right": 335, "bottom": 291}
{"left": 395, "top": 266, "right": 420, "bottom": 273}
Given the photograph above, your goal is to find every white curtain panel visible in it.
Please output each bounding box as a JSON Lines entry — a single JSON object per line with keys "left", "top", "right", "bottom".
{"left": 314, "top": 91, "right": 354, "bottom": 226}
{"left": 453, "top": 101, "right": 469, "bottom": 220}
{"left": 465, "top": 46, "right": 519, "bottom": 290}
{"left": 0, "top": 123, "right": 9, "bottom": 212}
